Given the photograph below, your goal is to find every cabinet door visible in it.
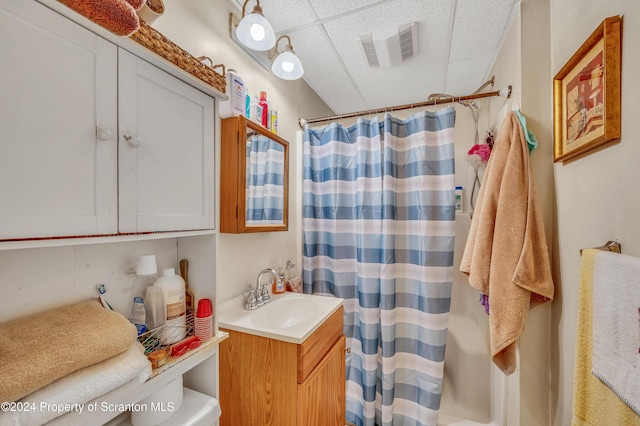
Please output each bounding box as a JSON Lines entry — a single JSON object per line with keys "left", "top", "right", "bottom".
{"left": 118, "top": 49, "right": 214, "bottom": 233}
{"left": 0, "top": 0, "right": 118, "bottom": 239}
{"left": 298, "top": 334, "right": 346, "bottom": 426}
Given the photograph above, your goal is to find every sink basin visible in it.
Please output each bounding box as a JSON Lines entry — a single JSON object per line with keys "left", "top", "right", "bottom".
{"left": 246, "top": 296, "right": 319, "bottom": 329}
{"left": 218, "top": 292, "right": 343, "bottom": 343}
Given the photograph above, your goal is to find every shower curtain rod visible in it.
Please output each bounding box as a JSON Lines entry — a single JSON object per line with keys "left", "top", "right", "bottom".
{"left": 299, "top": 81, "right": 512, "bottom": 128}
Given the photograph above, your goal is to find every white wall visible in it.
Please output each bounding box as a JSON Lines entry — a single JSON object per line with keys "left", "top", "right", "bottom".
{"left": 154, "top": 0, "right": 333, "bottom": 303}
{"left": 550, "top": 1, "right": 640, "bottom": 424}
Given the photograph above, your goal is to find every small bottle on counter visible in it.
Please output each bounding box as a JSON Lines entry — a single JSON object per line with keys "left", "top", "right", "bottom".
{"left": 272, "top": 258, "right": 286, "bottom": 294}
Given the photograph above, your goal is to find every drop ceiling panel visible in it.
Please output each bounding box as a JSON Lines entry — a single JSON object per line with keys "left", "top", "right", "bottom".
{"left": 292, "top": 26, "right": 369, "bottom": 114}
{"left": 322, "top": 0, "right": 451, "bottom": 111}
{"left": 445, "top": 59, "right": 493, "bottom": 95}
{"left": 230, "top": 0, "right": 318, "bottom": 33}
{"left": 449, "top": 0, "right": 517, "bottom": 63}
{"left": 307, "top": 0, "right": 386, "bottom": 20}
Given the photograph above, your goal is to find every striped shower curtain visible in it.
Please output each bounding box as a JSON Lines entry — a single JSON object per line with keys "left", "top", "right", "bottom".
{"left": 246, "top": 134, "right": 285, "bottom": 225}
{"left": 303, "top": 108, "right": 456, "bottom": 426}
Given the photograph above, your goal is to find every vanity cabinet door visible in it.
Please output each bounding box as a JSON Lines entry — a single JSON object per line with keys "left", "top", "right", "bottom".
{"left": 298, "top": 334, "right": 346, "bottom": 426}
{"left": 118, "top": 49, "right": 214, "bottom": 233}
{"left": 0, "top": 0, "right": 118, "bottom": 239}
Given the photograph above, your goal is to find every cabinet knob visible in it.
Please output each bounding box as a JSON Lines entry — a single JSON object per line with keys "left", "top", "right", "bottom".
{"left": 96, "top": 125, "right": 113, "bottom": 142}
{"left": 123, "top": 131, "right": 142, "bottom": 147}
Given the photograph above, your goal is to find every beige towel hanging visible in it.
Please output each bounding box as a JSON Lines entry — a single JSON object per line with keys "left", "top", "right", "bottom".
{"left": 459, "top": 111, "right": 554, "bottom": 375}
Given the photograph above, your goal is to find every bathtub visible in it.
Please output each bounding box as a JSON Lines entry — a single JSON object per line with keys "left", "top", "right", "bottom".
{"left": 438, "top": 214, "right": 517, "bottom": 426}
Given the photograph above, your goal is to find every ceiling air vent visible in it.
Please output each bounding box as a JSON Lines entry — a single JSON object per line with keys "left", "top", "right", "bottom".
{"left": 358, "top": 22, "right": 418, "bottom": 68}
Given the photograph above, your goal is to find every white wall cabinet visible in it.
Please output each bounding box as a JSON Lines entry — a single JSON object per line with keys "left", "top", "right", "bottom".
{"left": 0, "top": 0, "right": 214, "bottom": 240}
{"left": 0, "top": 0, "right": 118, "bottom": 239}
{"left": 118, "top": 50, "right": 214, "bottom": 234}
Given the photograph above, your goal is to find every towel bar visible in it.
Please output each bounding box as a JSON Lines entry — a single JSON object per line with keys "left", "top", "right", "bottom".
{"left": 580, "top": 240, "right": 622, "bottom": 255}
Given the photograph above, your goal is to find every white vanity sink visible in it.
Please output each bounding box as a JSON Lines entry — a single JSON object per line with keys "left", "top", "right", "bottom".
{"left": 218, "top": 292, "right": 343, "bottom": 344}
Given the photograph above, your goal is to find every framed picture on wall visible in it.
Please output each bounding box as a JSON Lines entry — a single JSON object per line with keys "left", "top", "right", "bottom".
{"left": 553, "top": 15, "right": 622, "bottom": 163}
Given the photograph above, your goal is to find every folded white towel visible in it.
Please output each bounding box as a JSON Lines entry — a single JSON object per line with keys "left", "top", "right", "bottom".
{"left": 592, "top": 251, "right": 640, "bottom": 415}
{"left": 0, "top": 342, "right": 151, "bottom": 426}
{"left": 45, "top": 378, "right": 141, "bottom": 426}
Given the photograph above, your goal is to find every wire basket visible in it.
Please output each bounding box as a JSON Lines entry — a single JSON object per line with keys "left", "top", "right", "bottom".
{"left": 137, "top": 311, "right": 222, "bottom": 378}
{"left": 138, "top": 312, "right": 195, "bottom": 355}
{"left": 129, "top": 21, "right": 226, "bottom": 94}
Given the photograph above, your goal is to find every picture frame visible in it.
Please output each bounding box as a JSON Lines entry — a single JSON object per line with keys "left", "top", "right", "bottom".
{"left": 553, "top": 16, "right": 622, "bottom": 163}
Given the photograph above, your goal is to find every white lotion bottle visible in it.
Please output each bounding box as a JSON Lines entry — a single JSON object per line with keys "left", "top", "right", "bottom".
{"left": 156, "top": 268, "right": 186, "bottom": 344}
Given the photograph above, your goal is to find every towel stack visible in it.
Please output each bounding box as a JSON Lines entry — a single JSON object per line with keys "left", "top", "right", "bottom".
{"left": 0, "top": 299, "right": 151, "bottom": 425}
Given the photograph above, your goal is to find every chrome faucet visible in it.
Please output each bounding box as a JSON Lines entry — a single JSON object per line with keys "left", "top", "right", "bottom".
{"left": 256, "top": 268, "right": 277, "bottom": 306}
{"left": 242, "top": 268, "right": 277, "bottom": 311}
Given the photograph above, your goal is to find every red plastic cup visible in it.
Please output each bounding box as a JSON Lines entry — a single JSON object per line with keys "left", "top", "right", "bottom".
{"left": 196, "top": 298, "right": 212, "bottom": 318}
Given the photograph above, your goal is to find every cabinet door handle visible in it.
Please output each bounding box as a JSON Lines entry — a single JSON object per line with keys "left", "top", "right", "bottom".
{"left": 96, "top": 125, "right": 113, "bottom": 142}
{"left": 345, "top": 347, "right": 351, "bottom": 354}
{"left": 123, "top": 131, "right": 142, "bottom": 147}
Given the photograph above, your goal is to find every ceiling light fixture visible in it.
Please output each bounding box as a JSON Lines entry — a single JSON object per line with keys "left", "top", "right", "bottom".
{"left": 235, "top": 0, "right": 275, "bottom": 52}
{"left": 269, "top": 35, "right": 304, "bottom": 80}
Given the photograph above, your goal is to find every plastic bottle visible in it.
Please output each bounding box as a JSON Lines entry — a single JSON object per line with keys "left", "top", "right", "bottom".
{"left": 285, "top": 260, "right": 297, "bottom": 291}
{"left": 156, "top": 268, "right": 187, "bottom": 344}
{"left": 258, "top": 91, "right": 269, "bottom": 128}
{"left": 250, "top": 93, "right": 259, "bottom": 123}
{"left": 273, "top": 258, "right": 286, "bottom": 294}
{"left": 219, "top": 69, "right": 245, "bottom": 118}
{"left": 227, "top": 69, "right": 245, "bottom": 117}
{"left": 269, "top": 102, "right": 278, "bottom": 134}
{"left": 245, "top": 86, "right": 251, "bottom": 119}
{"left": 129, "top": 254, "right": 158, "bottom": 336}
{"left": 455, "top": 186, "right": 463, "bottom": 213}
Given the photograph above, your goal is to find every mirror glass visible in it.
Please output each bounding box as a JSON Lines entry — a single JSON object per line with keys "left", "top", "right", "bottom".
{"left": 245, "top": 132, "right": 286, "bottom": 227}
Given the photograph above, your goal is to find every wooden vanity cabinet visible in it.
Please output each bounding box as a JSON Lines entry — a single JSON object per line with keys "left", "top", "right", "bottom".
{"left": 219, "top": 307, "right": 345, "bottom": 426}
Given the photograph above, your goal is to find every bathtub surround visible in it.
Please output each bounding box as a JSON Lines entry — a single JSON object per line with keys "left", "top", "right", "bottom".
{"left": 460, "top": 112, "right": 554, "bottom": 375}
{"left": 303, "top": 108, "right": 456, "bottom": 425}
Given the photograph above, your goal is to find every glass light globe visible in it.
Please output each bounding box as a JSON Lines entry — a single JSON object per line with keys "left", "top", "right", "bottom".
{"left": 236, "top": 13, "right": 275, "bottom": 51}
{"left": 272, "top": 50, "right": 304, "bottom": 80}
{"left": 250, "top": 23, "right": 265, "bottom": 41}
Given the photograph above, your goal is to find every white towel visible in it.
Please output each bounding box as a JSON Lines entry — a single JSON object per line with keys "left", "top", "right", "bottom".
{"left": 0, "top": 342, "right": 151, "bottom": 426}
{"left": 592, "top": 251, "right": 640, "bottom": 415}
{"left": 45, "top": 378, "right": 141, "bottom": 426}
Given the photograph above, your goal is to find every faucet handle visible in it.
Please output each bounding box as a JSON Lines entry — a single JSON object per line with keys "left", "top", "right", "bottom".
{"left": 255, "top": 287, "right": 265, "bottom": 306}
{"left": 261, "top": 283, "right": 271, "bottom": 304}
{"left": 242, "top": 289, "right": 258, "bottom": 310}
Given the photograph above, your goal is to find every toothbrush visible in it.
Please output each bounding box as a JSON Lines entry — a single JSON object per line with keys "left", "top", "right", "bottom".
{"left": 97, "top": 283, "right": 115, "bottom": 310}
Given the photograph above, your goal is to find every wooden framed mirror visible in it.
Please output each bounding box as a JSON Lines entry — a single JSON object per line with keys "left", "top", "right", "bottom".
{"left": 220, "top": 115, "right": 289, "bottom": 233}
